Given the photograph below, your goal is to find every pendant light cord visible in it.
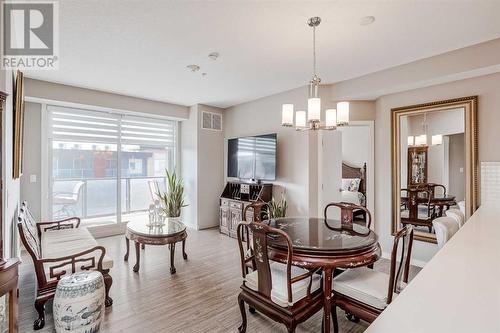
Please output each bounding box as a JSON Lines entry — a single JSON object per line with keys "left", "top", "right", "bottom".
{"left": 313, "top": 25, "right": 317, "bottom": 76}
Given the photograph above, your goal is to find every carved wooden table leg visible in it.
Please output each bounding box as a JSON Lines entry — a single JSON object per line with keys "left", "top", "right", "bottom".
{"left": 124, "top": 237, "right": 130, "bottom": 261}
{"left": 170, "top": 243, "right": 176, "bottom": 274}
{"left": 133, "top": 241, "right": 141, "bottom": 272}
{"left": 182, "top": 238, "right": 188, "bottom": 260}
{"left": 322, "top": 267, "right": 333, "bottom": 333}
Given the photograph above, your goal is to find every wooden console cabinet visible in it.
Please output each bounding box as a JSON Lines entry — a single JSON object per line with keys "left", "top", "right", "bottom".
{"left": 219, "top": 182, "right": 272, "bottom": 238}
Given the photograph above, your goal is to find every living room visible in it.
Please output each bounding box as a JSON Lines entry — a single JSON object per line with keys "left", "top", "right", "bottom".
{"left": 1, "top": 1, "right": 500, "bottom": 332}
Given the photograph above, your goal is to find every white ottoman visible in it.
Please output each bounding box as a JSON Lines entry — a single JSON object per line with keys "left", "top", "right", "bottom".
{"left": 53, "top": 271, "right": 105, "bottom": 333}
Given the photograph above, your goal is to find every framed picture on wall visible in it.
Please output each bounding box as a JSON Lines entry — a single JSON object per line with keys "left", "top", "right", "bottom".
{"left": 13, "top": 70, "right": 24, "bottom": 179}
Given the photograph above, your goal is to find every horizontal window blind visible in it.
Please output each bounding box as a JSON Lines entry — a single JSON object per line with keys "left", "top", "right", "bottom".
{"left": 48, "top": 106, "right": 176, "bottom": 147}
{"left": 121, "top": 115, "right": 176, "bottom": 147}
{"left": 48, "top": 106, "right": 119, "bottom": 143}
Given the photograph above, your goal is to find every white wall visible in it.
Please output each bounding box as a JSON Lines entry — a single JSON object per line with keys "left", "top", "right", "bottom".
{"left": 196, "top": 105, "right": 224, "bottom": 229}
{"left": 24, "top": 78, "right": 189, "bottom": 120}
{"left": 1, "top": 69, "right": 20, "bottom": 258}
{"left": 180, "top": 104, "right": 224, "bottom": 230}
{"left": 340, "top": 126, "right": 370, "bottom": 167}
{"left": 180, "top": 106, "right": 199, "bottom": 229}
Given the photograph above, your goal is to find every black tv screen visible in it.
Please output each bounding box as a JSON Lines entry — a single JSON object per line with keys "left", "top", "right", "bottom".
{"left": 227, "top": 133, "right": 277, "bottom": 180}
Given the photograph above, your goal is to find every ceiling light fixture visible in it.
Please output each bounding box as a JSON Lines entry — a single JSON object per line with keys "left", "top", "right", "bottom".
{"left": 281, "top": 17, "right": 349, "bottom": 131}
{"left": 208, "top": 52, "right": 219, "bottom": 60}
{"left": 187, "top": 64, "right": 200, "bottom": 72}
{"left": 359, "top": 16, "right": 375, "bottom": 26}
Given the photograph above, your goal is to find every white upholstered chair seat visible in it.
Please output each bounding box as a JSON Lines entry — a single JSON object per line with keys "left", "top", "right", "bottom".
{"left": 41, "top": 228, "right": 113, "bottom": 271}
{"left": 433, "top": 217, "right": 459, "bottom": 249}
{"left": 244, "top": 262, "right": 321, "bottom": 307}
{"left": 445, "top": 208, "right": 465, "bottom": 228}
{"left": 333, "top": 267, "right": 405, "bottom": 310}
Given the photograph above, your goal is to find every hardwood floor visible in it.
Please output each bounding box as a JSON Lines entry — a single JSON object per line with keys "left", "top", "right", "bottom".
{"left": 19, "top": 228, "right": 421, "bottom": 332}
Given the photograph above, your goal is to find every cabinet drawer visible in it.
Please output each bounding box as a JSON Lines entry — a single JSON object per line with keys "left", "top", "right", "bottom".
{"left": 229, "top": 201, "right": 243, "bottom": 210}
{"left": 220, "top": 199, "right": 229, "bottom": 206}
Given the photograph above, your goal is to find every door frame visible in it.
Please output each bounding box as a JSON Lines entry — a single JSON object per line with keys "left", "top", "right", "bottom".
{"left": 318, "top": 120, "right": 375, "bottom": 228}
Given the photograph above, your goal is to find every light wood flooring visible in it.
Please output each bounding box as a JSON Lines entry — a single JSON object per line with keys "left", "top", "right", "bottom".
{"left": 19, "top": 228, "right": 421, "bottom": 333}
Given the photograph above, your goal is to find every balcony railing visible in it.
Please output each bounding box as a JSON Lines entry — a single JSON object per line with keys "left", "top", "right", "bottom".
{"left": 52, "top": 176, "right": 166, "bottom": 220}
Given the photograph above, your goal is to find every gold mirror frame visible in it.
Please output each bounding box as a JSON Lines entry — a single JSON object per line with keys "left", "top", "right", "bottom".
{"left": 391, "top": 96, "right": 478, "bottom": 243}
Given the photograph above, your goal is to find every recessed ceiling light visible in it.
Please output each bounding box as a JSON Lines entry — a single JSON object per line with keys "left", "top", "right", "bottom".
{"left": 208, "top": 52, "right": 219, "bottom": 61}
{"left": 359, "top": 16, "right": 375, "bottom": 26}
{"left": 187, "top": 64, "right": 200, "bottom": 72}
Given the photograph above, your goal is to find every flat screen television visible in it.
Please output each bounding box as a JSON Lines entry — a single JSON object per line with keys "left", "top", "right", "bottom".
{"left": 227, "top": 133, "right": 277, "bottom": 181}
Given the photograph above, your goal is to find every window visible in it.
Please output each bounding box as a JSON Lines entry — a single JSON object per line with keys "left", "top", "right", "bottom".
{"left": 47, "top": 105, "right": 177, "bottom": 225}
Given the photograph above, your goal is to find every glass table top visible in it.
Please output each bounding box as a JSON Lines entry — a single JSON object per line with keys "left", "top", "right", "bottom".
{"left": 265, "top": 217, "right": 378, "bottom": 253}
{"left": 127, "top": 218, "right": 186, "bottom": 237}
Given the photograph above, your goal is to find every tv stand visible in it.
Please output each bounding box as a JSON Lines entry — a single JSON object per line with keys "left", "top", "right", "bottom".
{"left": 219, "top": 181, "right": 272, "bottom": 238}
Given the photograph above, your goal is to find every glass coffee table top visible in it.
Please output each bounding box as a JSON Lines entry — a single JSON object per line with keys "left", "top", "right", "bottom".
{"left": 127, "top": 219, "right": 186, "bottom": 237}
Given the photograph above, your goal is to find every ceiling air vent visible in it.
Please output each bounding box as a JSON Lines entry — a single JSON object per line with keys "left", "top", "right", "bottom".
{"left": 201, "top": 111, "right": 222, "bottom": 131}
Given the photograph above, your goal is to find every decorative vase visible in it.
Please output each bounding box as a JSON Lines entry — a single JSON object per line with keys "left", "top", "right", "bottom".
{"left": 53, "top": 271, "right": 105, "bottom": 333}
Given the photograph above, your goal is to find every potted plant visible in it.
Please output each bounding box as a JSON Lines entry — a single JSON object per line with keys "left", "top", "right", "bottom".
{"left": 157, "top": 170, "right": 187, "bottom": 218}
{"left": 268, "top": 193, "right": 287, "bottom": 219}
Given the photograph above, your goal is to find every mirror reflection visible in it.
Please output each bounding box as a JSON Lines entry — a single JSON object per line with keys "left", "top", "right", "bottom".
{"left": 398, "top": 108, "right": 465, "bottom": 237}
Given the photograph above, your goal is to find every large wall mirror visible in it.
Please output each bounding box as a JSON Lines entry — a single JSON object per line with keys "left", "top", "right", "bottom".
{"left": 391, "top": 96, "right": 478, "bottom": 243}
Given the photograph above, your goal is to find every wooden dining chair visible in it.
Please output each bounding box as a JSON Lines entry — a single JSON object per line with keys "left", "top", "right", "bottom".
{"left": 236, "top": 221, "right": 323, "bottom": 333}
{"left": 324, "top": 202, "right": 372, "bottom": 229}
{"left": 433, "top": 217, "right": 459, "bottom": 249}
{"left": 400, "top": 187, "right": 434, "bottom": 233}
{"left": 331, "top": 225, "right": 414, "bottom": 332}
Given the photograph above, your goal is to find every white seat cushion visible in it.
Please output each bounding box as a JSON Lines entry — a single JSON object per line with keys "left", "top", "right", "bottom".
{"left": 41, "top": 228, "right": 113, "bottom": 271}
{"left": 245, "top": 262, "right": 321, "bottom": 307}
{"left": 333, "top": 267, "right": 405, "bottom": 310}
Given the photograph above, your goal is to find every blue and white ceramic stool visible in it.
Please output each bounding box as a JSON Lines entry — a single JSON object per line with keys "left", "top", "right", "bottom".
{"left": 53, "top": 271, "right": 105, "bottom": 333}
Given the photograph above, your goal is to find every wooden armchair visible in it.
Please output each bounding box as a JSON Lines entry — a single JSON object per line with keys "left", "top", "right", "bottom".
{"left": 17, "top": 202, "right": 113, "bottom": 330}
{"left": 331, "top": 225, "right": 414, "bottom": 331}
{"left": 236, "top": 221, "right": 323, "bottom": 333}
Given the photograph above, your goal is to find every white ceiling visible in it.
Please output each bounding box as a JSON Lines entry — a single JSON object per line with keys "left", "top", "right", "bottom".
{"left": 25, "top": 0, "right": 500, "bottom": 108}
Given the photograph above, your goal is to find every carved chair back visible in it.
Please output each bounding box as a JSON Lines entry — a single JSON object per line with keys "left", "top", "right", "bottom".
{"left": 324, "top": 202, "right": 372, "bottom": 229}
{"left": 18, "top": 203, "right": 41, "bottom": 260}
{"left": 237, "top": 221, "right": 294, "bottom": 304}
{"left": 406, "top": 187, "right": 432, "bottom": 220}
{"left": 426, "top": 183, "right": 447, "bottom": 198}
{"left": 387, "top": 225, "right": 414, "bottom": 304}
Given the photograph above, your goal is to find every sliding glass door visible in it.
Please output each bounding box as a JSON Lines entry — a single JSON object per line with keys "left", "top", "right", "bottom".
{"left": 47, "top": 105, "right": 176, "bottom": 227}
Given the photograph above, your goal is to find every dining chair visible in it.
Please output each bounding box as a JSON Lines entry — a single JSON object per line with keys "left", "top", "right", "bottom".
{"left": 324, "top": 202, "right": 372, "bottom": 229}
{"left": 445, "top": 208, "right": 465, "bottom": 228}
{"left": 433, "top": 217, "right": 459, "bottom": 249}
{"left": 400, "top": 187, "right": 434, "bottom": 233}
{"left": 236, "top": 221, "right": 323, "bottom": 333}
{"left": 331, "top": 225, "right": 414, "bottom": 331}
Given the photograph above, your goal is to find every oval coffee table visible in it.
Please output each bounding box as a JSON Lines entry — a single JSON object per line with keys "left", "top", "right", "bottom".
{"left": 124, "top": 219, "right": 187, "bottom": 274}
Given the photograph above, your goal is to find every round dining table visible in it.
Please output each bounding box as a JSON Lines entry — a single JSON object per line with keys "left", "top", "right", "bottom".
{"left": 265, "top": 217, "right": 381, "bottom": 333}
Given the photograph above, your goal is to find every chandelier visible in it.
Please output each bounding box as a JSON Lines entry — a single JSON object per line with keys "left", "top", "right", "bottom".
{"left": 407, "top": 112, "right": 443, "bottom": 146}
{"left": 281, "top": 16, "right": 349, "bottom": 131}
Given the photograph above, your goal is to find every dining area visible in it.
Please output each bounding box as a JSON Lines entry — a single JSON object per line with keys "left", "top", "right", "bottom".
{"left": 235, "top": 201, "right": 414, "bottom": 333}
